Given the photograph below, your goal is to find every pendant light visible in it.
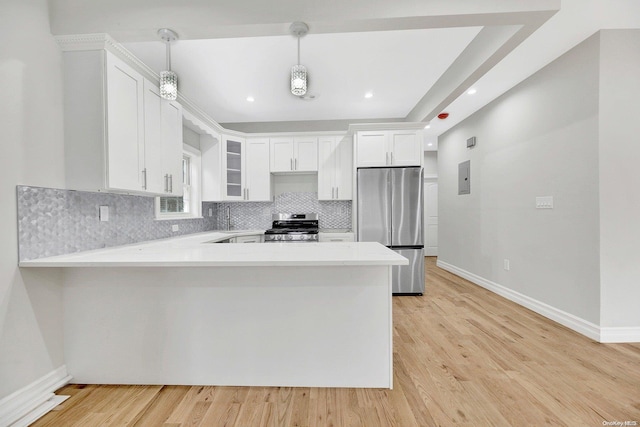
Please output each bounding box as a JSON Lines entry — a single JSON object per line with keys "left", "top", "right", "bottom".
{"left": 158, "top": 28, "right": 179, "bottom": 100}
{"left": 290, "top": 22, "right": 309, "bottom": 97}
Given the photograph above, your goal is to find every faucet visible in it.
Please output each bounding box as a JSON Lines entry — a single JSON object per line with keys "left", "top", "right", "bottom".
{"left": 226, "top": 206, "right": 231, "bottom": 231}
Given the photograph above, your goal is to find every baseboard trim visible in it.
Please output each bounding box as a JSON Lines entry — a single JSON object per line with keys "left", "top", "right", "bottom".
{"left": 599, "top": 327, "right": 640, "bottom": 343}
{"left": 436, "top": 260, "right": 603, "bottom": 342}
{"left": 0, "top": 365, "right": 71, "bottom": 427}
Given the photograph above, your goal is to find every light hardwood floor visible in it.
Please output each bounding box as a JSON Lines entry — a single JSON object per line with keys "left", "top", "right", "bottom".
{"left": 33, "top": 258, "right": 640, "bottom": 426}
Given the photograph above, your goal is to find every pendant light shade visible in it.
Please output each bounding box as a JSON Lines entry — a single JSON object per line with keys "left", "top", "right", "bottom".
{"left": 160, "top": 70, "right": 178, "bottom": 100}
{"left": 290, "top": 22, "right": 309, "bottom": 97}
{"left": 290, "top": 64, "right": 307, "bottom": 96}
{"left": 158, "top": 28, "right": 178, "bottom": 100}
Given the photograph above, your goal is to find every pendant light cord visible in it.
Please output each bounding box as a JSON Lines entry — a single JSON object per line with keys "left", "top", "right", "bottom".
{"left": 166, "top": 40, "right": 171, "bottom": 71}
{"left": 297, "top": 36, "right": 300, "bottom": 65}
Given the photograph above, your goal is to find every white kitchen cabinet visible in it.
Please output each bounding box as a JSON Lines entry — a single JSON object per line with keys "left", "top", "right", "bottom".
{"left": 63, "top": 49, "right": 183, "bottom": 195}
{"left": 318, "top": 232, "right": 355, "bottom": 242}
{"left": 355, "top": 130, "right": 423, "bottom": 167}
{"left": 222, "top": 136, "right": 245, "bottom": 201}
{"left": 318, "top": 136, "right": 353, "bottom": 200}
{"left": 270, "top": 137, "right": 318, "bottom": 172}
{"left": 244, "top": 138, "right": 272, "bottom": 201}
{"left": 231, "top": 234, "right": 264, "bottom": 243}
{"left": 144, "top": 80, "right": 183, "bottom": 196}
{"left": 220, "top": 136, "right": 271, "bottom": 201}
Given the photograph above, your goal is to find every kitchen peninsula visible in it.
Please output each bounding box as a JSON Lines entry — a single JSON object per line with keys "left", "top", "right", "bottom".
{"left": 20, "top": 232, "right": 407, "bottom": 389}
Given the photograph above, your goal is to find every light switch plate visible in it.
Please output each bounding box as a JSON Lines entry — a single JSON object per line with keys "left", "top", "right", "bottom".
{"left": 536, "top": 196, "right": 553, "bottom": 209}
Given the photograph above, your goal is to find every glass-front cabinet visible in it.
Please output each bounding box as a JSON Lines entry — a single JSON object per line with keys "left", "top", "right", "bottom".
{"left": 224, "top": 136, "right": 244, "bottom": 200}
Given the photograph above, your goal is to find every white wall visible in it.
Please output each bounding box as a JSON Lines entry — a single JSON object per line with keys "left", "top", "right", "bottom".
{"left": 598, "top": 30, "right": 640, "bottom": 328}
{"left": 438, "top": 34, "right": 601, "bottom": 324}
{"left": 423, "top": 151, "right": 438, "bottom": 176}
{"left": 0, "top": 0, "right": 66, "bottom": 398}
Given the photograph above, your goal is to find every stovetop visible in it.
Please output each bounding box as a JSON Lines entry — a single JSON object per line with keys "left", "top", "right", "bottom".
{"left": 264, "top": 213, "right": 319, "bottom": 242}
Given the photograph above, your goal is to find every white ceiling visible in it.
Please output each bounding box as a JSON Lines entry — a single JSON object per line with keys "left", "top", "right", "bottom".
{"left": 48, "top": 0, "right": 640, "bottom": 142}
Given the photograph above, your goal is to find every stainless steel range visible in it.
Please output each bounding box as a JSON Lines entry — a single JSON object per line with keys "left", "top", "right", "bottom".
{"left": 264, "top": 213, "right": 319, "bottom": 242}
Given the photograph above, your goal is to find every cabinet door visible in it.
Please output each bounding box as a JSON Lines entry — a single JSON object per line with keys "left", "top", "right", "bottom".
{"left": 161, "top": 99, "right": 183, "bottom": 196}
{"left": 389, "top": 130, "right": 422, "bottom": 166}
{"left": 224, "top": 136, "right": 244, "bottom": 200}
{"left": 270, "top": 137, "right": 294, "bottom": 172}
{"left": 245, "top": 138, "right": 271, "bottom": 201}
{"left": 356, "top": 131, "right": 388, "bottom": 167}
{"left": 105, "top": 53, "right": 145, "bottom": 192}
{"left": 142, "top": 79, "right": 164, "bottom": 194}
{"left": 335, "top": 136, "right": 353, "bottom": 200}
{"left": 293, "top": 137, "right": 318, "bottom": 172}
{"left": 317, "top": 136, "right": 336, "bottom": 200}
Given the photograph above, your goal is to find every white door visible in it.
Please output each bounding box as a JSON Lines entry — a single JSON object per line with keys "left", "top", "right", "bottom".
{"left": 106, "top": 52, "right": 145, "bottom": 192}
{"left": 245, "top": 138, "right": 271, "bottom": 201}
{"left": 317, "top": 136, "right": 336, "bottom": 200}
{"left": 293, "top": 137, "right": 318, "bottom": 171}
{"left": 356, "top": 131, "right": 388, "bottom": 167}
{"left": 424, "top": 179, "right": 438, "bottom": 256}
{"left": 161, "top": 98, "right": 183, "bottom": 196}
{"left": 390, "top": 131, "right": 422, "bottom": 166}
{"left": 270, "top": 137, "right": 294, "bottom": 172}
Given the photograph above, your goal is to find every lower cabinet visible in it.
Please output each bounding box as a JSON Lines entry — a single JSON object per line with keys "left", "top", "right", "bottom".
{"left": 318, "top": 232, "right": 355, "bottom": 243}
{"left": 231, "top": 234, "right": 264, "bottom": 243}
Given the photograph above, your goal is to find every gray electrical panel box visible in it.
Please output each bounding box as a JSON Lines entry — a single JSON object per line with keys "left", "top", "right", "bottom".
{"left": 458, "top": 160, "right": 470, "bottom": 195}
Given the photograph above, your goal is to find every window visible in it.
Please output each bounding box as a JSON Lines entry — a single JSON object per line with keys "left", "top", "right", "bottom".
{"left": 155, "top": 144, "right": 202, "bottom": 219}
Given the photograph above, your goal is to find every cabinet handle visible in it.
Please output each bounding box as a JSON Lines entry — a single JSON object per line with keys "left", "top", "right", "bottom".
{"left": 246, "top": 188, "right": 249, "bottom": 200}
{"left": 169, "top": 174, "right": 173, "bottom": 193}
{"left": 164, "top": 174, "right": 168, "bottom": 192}
{"left": 390, "top": 152, "right": 394, "bottom": 165}
{"left": 295, "top": 158, "right": 298, "bottom": 170}
{"left": 142, "top": 169, "right": 147, "bottom": 190}
{"left": 290, "top": 158, "right": 293, "bottom": 170}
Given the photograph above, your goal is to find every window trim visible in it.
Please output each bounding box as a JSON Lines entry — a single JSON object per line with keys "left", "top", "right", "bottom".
{"left": 155, "top": 144, "right": 202, "bottom": 220}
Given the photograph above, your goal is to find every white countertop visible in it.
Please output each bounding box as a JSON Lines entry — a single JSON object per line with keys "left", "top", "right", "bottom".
{"left": 19, "top": 231, "right": 408, "bottom": 268}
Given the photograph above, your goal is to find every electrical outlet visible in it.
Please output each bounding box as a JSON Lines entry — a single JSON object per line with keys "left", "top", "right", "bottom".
{"left": 99, "top": 205, "right": 109, "bottom": 222}
{"left": 504, "top": 259, "right": 510, "bottom": 271}
{"left": 172, "top": 224, "right": 179, "bottom": 232}
{"left": 208, "top": 208, "right": 213, "bottom": 217}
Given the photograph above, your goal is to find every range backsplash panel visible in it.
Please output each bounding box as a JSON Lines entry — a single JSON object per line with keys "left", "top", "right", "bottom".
{"left": 17, "top": 187, "right": 352, "bottom": 261}
{"left": 215, "top": 192, "right": 352, "bottom": 230}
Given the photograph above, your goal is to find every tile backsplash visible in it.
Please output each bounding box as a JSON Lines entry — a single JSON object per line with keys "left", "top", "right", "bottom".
{"left": 17, "top": 186, "right": 352, "bottom": 261}
{"left": 17, "top": 186, "right": 218, "bottom": 261}
{"left": 215, "top": 192, "right": 352, "bottom": 230}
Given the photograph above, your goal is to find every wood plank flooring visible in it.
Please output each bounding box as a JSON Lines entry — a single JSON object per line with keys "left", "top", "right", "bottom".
{"left": 32, "top": 258, "right": 640, "bottom": 426}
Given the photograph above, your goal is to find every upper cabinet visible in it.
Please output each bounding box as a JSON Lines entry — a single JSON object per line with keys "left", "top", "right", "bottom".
{"left": 270, "top": 137, "right": 318, "bottom": 173}
{"left": 63, "top": 49, "right": 183, "bottom": 195}
{"left": 318, "top": 136, "right": 353, "bottom": 200}
{"left": 223, "top": 136, "right": 244, "bottom": 200}
{"left": 244, "top": 138, "right": 272, "bottom": 201}
{"left": 203, "top": 134, "right": 271, "bottom": 202}
{"left": 143, "top": 80, "right": 183, "bottom": 196}
{"left": 355, "top": 129, "right": 423, "bottom": 167}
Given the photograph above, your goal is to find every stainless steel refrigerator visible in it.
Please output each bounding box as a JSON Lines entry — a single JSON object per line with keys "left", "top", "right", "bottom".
{"left": 357, "top": 167, "right": 425, "bottom": 295}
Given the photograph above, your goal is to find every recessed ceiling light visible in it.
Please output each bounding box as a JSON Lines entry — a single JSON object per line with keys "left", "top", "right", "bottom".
{"left": 424, "top": 124, "right": 431, "bottom": 129}
{"left": 428, "top": 143, "right": 433, "bottom": 147}
{"left": 364, "top": 92, "right": 373, "bottom": 99}
{"left": 467, "top": 88, "right": 477, "bottom": 95}
{"left": 246, "top": 96, "right": 255, "bottom": 102}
